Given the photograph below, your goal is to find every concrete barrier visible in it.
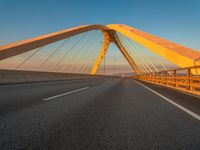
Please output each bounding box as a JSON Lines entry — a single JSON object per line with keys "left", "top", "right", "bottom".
{"left": 0, "top": 69, "right": 106, "bottom": 85}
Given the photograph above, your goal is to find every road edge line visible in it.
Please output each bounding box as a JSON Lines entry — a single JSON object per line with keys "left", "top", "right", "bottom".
{"left": 134, "top": 80, "right": 200, "bottom": 121}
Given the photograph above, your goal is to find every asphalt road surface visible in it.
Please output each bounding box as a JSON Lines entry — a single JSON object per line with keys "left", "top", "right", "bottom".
{"left": 0, "top": 77, "right": 200, "bottom": 150}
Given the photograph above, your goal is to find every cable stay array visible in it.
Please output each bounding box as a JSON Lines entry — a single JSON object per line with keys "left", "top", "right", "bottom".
{"left": 0, "top": 29, "right": 185, "bottom": 76}
{"left": 116, "top": 32, "right": 177, "bottom": 75}
{"left": 0, "top": 30, "right": 106, "bottom": 75}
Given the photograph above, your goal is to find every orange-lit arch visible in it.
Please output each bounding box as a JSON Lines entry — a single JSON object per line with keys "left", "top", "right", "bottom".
{"left": 107, "top": 24, "right": 200, "bottom": 68}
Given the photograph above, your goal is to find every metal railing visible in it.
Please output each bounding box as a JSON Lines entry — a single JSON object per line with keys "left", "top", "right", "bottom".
{"left": 137, "top": 65, "right": 200, "bottom": 96}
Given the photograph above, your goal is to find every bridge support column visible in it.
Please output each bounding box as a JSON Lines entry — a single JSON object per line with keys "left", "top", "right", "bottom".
{"left": 90, "top": 31, "right": 110, "bottom": 75}
{"left": 111, "top": 32, "right": 141, "bottom": 75}
{"left": 90, "top": 31, "right": 142, "bottom": 75}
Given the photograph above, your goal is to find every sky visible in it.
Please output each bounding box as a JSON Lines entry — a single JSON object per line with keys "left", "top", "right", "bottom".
{"left": 0, "top": 0, "right": 199, "bottom": 74}
{"left": 0, "top": 0, "right": 199, "bottom": 50}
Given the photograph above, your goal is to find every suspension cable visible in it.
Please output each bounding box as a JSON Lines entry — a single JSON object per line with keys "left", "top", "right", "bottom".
{"left": 35, "top": 38, "right": 69, "bottom": 71}
{"left": 70, "top": 31, "right": 100, "bottom": 73}
{"left": 51, "top": 33, "right": 86, "bottom": 71}
{"left": 118, "top": 33, "right": 151, "bottom": 73}
{"left": 131, "top": 41, "right": 159, "bottom": 72}
{"left": 77, "top": 37, "right": 102, "bottom": 74}
{"left": 83, "top": 39, "right": 103, "bottom": 74}
{"left": 120, "top": 34, "right": 152, "bottom": 73}
{"left": 120, "top": 40, "right": 147, "bottom": 74}
{"left": 15, "top": 47, "right": 44, "bottom": 70}
{"left": 124, "top": 36, "right": 157, "bottom": 72}
{"left": 64, "top": 31, "right": 97, "bottom": 73}
{"left": 118, "top": 34, "right": 149, "bottom": 74}
{"left": 155, "top": 56, "right": 168, "bottom": 71}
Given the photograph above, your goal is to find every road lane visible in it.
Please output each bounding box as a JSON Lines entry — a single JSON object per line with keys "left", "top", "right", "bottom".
{"left": 135, "top": 79, "right": 200, "bottom": 115}
{"left": 0, "top": 77, "right": 111, "bottom": 115}
{"left": 134, "top": 80, "right": 200, "bottom": 121}
{"left": 0, "top": 78, "right": 199, "bottom": 149}
{"left": 42, "top": 86, "right": 90, "bottom": 101}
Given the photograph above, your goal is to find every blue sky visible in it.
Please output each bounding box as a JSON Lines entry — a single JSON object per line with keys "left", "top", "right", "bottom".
{"left": 0, "top": 0, "right": 200, "bottom": 50}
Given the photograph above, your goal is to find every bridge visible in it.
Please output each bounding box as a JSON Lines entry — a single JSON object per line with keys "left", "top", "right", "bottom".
{"left": 0, "top": 24, "right": 200, "bottom": 149}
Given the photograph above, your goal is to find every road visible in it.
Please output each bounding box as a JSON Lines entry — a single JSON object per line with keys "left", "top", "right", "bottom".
{"left": 0, "top": 77, "right": 200, "bottom": 150}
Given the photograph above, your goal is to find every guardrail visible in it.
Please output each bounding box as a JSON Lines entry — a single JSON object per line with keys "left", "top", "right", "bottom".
{"left": 137, "top": 65, "right": 200, "bottom": 96}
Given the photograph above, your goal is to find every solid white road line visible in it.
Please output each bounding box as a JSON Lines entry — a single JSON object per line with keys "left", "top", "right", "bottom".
{"left": 42, "top": 86, "right": 89, "bottom": 101}
{"left": 134, "top": 80, "right": 200, "bottom": 121}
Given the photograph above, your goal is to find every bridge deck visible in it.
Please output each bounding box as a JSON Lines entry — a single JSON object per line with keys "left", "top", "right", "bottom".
{"left": 0, "top": 78, "right": 199, "bottom": 149}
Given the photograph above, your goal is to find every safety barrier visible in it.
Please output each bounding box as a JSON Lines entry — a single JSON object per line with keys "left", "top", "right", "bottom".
{"left": 137, "top": 65, "right": 200, "bottom": 96}
{"left": 0, "top": 69, "right": 111, "bottom": 85}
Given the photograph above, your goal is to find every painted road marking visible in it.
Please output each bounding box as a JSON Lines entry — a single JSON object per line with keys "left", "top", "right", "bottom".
{"left": 134, "top": 80, "right": 200, "bottom": 121}
{"left": 42, "top": 86, "right": 89, "bottom": 101}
